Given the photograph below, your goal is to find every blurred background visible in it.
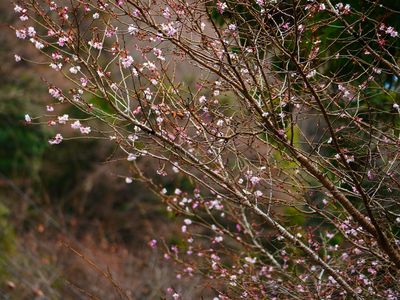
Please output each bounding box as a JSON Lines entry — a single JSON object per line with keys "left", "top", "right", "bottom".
{"left": 0, "top": 3, "right": 202, "bottom": 299}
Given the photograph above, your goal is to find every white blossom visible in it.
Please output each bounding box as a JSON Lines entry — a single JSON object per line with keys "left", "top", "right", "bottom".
{"left": 24, "top": 114, "right": 31, "bottom": 123}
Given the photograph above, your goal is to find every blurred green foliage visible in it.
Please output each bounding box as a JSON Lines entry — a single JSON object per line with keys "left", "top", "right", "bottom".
{"left": 0, "top": 203, "right": 16, "bottom": 254}
{"left": 0, "top": 64, "right": 50, "bottom": 179}
{"left": 0, "top": 202, "right": 16, "bottom": 283}
{"left": 0, "top": 105, "right": 48, "bottom": 180}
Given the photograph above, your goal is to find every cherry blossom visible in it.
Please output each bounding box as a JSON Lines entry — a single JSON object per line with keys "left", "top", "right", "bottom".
{"left": 127, "top": 153, "right": 137, "bottom": 161}
{"left": 24, "top": 114, "right": 31, "bottom": 123}
{"left": 12, "top": 1, "right": 400, "bottom": 297}
{"left": 57, "top": 114, "right": 69, "bottom": 124}
{"left": 79, "top": 126, "right": 91, "bottom": 134}
{"left": 48, "top": 133, "right": 63, "bottom": 145}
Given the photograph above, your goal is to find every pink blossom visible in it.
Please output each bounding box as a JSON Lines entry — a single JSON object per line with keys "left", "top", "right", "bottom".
{"left": 132, "top": 67, "right": 138, "bottom": 77}
{"left": 14, "top": 5, "right": 25, "bottom": 13}
{"left": 143, "top": 61, "right": 157, "bottom": 71}
{"left": 335, "top": 3, "right": 351, "bottom": 14}
{"left": 153, "top": 48, "right": 165, "bottom": 61}
{"left": 30, "top": 38, "right": 44, "bottom": 49}
{"left": 199, "top": 96, "right": 207, "bottom": 104}
{"left": 250, "top": 176, "right": 261, "bottom": 185}
{"left": 80, "top": 77, "right": 88, "bottom": 87}
{"left": 71, "top": 120, "right": 81, "bottom": 129}
{"left": 386, "top": 26, "right": 398, "bottom": 37}
{"left": 144, "top": 88, "right": 153, "bottom": 100}
{"left": 50, "top": 63, "right": 62, "bottom": 71}
{"left": 57, "top": 114, "right": 69, "bottom": 124}
{"left": 236, "top": 224, "right": 241, "bottom": 232}
{"left": 254, "top": 190, "right": 263, "bottom": 197}
{"left": 172, "top": 293, "right": 180, "bottom": 300}
{"left": 121, "top": 56, "right": 134, "bottom": 68}
{"left": 282, "top": 23, "right": 290, "bottom": 30}
{"left": 127, "top": 24, "right": 138, "bottom": 35}
{"left": 162, "top": 7, "right": 171, "bottom": 19}
{"left": 80, "top": 126, "right": 91, "bottom": 134}
{"left": 132, "top": 9, "right": 140, "bottom": 17}
{"left": 16, "top": 29, "right": 27, "bottom": 39}
{"left": 88, "top": 40, "right": 103, "bottom": 50}
{"left": 27, "top": 26, "right": 36, "bottom": 37}
{"left": 245, "top": 257, "right": 257, "bottom": 264}
{"left": 97, "top": 69, "right": 104, "bottom": 77}
{"left": 217, "top": 1, "right": 228, "bottom": 14}
{"left": 228, "top": 24, "right": 236, "bottom": 31}
{"left": 132, "top": 106, "right": 141, "bottom": 115}
{"left": 214, "top": 236, "right": 223, "bottom": 243}
{"left": 69, "top": 66, "right": 81, "bottom": 74}
{"left": 160, "top": 22, "right": 177, "bottom": 37}
{"left": 49, "top": 1, "right": 57, "bottom": 10}
{"left": 127, "top": 153, "right": 137, "bottom": 161}
{"left": 49, "top": 133, "right": 63, "bottom": 145}
{"left": 52, "top": 52, "right": 62, "bottom": 60}
{"left": 58, "top": 36, "right": 69, "bottom": 47}
{"left": 148, "top": 239, "right": 157, "bottom": 248}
